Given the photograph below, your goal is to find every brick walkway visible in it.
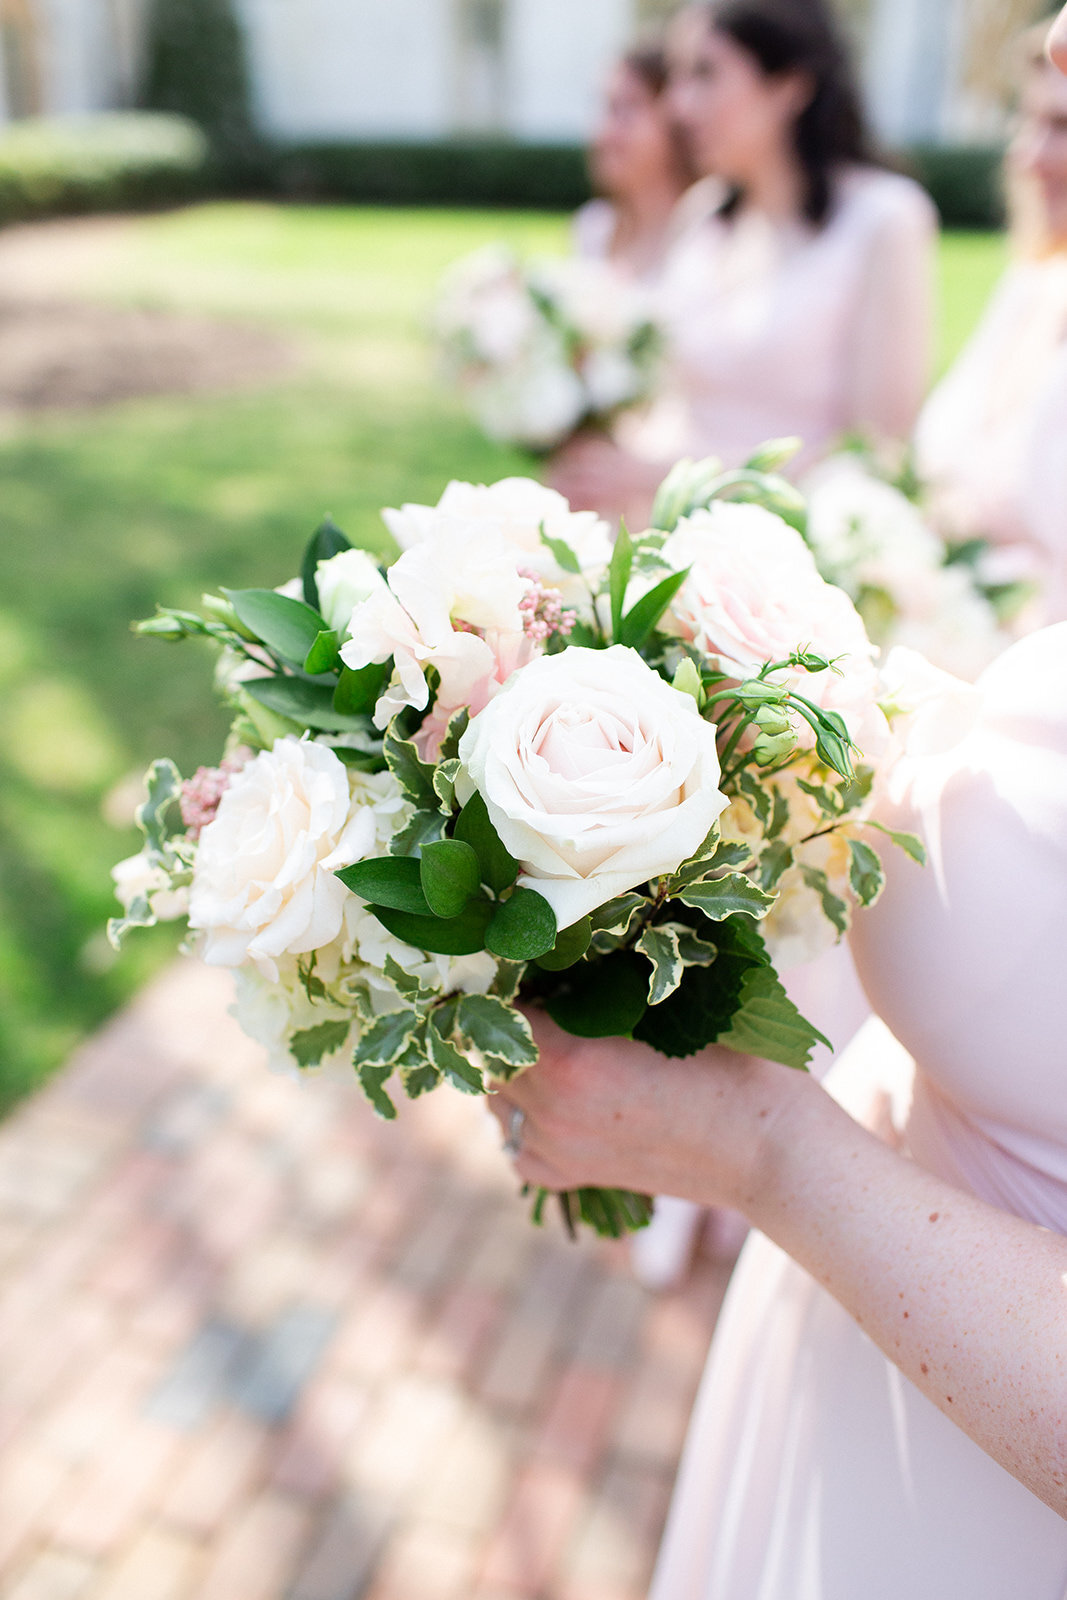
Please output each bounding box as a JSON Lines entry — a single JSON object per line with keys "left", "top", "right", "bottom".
{"left": 0, "top": 961, "right": 731, "bottom": 1600}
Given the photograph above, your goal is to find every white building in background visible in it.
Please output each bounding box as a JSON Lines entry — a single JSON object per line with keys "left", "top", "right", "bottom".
{"left": 0, "top": 0, "right": 1047, "bottom": 145}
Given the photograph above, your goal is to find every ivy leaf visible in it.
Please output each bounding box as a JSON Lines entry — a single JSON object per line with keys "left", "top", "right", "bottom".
{"left": 800, "top": 865, "right": 850, "bottom": 937}
{"left": 608, "top": 520, "right": 634, "bottom": 641}
{"left": 382, "top": 954, "right": 436, "bottom": 1005}
{"left": 224, "top": 588, "right": 325, "bottom": 665}
{"left": 677, "top": 872, "right": 776, "bottom": 922}
{"left": 544, "top": 952, "right": 649, "bottom": 1039}
{"left": 136, "top": 758, "right": 183, "bottom": 858}
{"left": 848, "top": 838, "right": 885, "bottom": 908}
{"left": 456, "top": 994, "right": 538, "bottom": 1077}
{"left": 420, "top": 839, "right": 482, "bottom": 918}
{"left": 437, "top": 706, "right": 470, "bottom": 764}
{"left": 758, "top": 840, "right": 794, "bottom": 893}
{"left": 455, "top": 791, "right": 519, "bottom": 893}
{"left": 399, "top": 1035, "right": 441, "bottom": 1100}
{"left": 633, "top": 915, "right": 769, "bottom": 1058}
{"left": 334, "top": 662, "right": 388, "bottom": 717}
{"left": 353, "top": 1008, "right": 419, "bottom": 1068}
{"left": 534, "top": 916, "right": 592, "bottom": 972}
{"left": 433, "top": 758, "right": 462, "bottom": 811}
{"left": 304, "top": 629, "right": 340, "bottom": 676}
{"left": 539, "top": 525, "right": 582, "bottom": 575}
{"left": 389, "top": 808, "right": 449, "bottom": 858}
{"left": 107, "top": 896, "right": 156, "bottom": 951}
{"left": 289, "top": 1019, "right": 351, "bottom": 1069}
{"left": 371, "top": 899, "right": 494, "bottom": 955}
{"left": 865, "top": 820, "right": 927, "bottom": 866}
{"left": 618, "top": 565, "right": 690, "bottom": 651}
{"left": 669, "top": 833, "right": 751, "bottom": 892}
{"left": 491, "top": 961, "right": 525, "bottom": 1002}
{"left": 426, "top": 1015, "right": 485, "bottom": 1095}
{"left": 716, "top": 965, "right": 830, "bottom": 1071}
{"left": 384, "top": 726, "right": 438, "bottom": 809}
{"left": 356, "top": 1061, "right": 398, "bottom": 1120}
{"left": 589, "top": 892, "right": 646, "bottom": 938}
{"left": 335, "top": 856, "right": 430, "bottom": 915}
{"left": 301, "top": 515, "right": 352, "bottom": 610}
{"left": 636, "top": 925, "right": 683, "bottom": 1006}
{"left": 671, "top": 924, "right": 719, "bottom": 967}
{"left": 486, "top": 888, "right": 557, "bottom": 961}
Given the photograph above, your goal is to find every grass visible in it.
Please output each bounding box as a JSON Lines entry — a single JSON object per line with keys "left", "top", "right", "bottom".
{"left": 0, "top": 205, "right": 1006, "bottom": 1110}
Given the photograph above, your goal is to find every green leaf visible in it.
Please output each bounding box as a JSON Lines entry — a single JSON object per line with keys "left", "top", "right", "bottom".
{"left": 618, "top": 565, "right": 690, "bottom": 651}
{"left": 336, "top": 856, "right": 430, "bottom": 914}
{"left": 800, "top": 866, "right": 850, "bottom": 937}
{"left": 301, "top": 516, "right": 353, "bottom": 609}
{"left": 457, "top": 994, "right": 538, "bottom": 1074}
{"left": 383, "top": 954, "right": 434, "bottom": 1004}
{"left": 636, "top": 925, "right": 683, "bottom": 1006}
{"left": 454, "top": 791, "right": 519, "bottom": 893}
{"left": 758, "top": 839, "right": 795, "bottom": 892}
{"left": 534, "top": 916, "right": 592, "bottom": 972}
{"left": 353, "top": 1008, "right": 419, "bottom": 1068}
{"left": 633, "top": 915, "right": 769, "bottom": 1058}
{"left": 544, "top": 952, "right": 649, "bottom": 1039}
{"left": 608, "top": 521, "right": 634, "bottom": 641}
{"left": 743, "top": 437, "right": 802, "bottom": 474}
{"left": 438, "top": 707, "right": 470, "bottom": 764}
{"left": 245, "top": 676, "right": 372, "bottom": 733}
{"left": 540, "top": 526, "right": 582, "bottom": 575}
{"left": 225, "top": 588, "right": 326, "bottom": 665}
{"left": 486, "top": 888, "right": 557, "bottom": 961}
{"left": 672, "top": 924, "right": 719, "bottom": 967}
{"left": 668, "top": 831, "right": 751, "bottom": 892}
{"left": 356, "top": 1061, "right": 398, "bottom": 1120}
{"left": 384, "top": 726, "right": 437, "bottom": 808}
{"left": 289, "top": 1019, "right": 351, "bottom": 1069}
{"left": 107, "top": 897, "right": 156, "bottom": 951}
{"left": 433, "top": 758, "right": 462, "bottom": 811}
{"left": 677, "top": 872, "right": 776, "bottom": 922}
{"left": 866, "top": 820, "right": 927, "bottom": 866}
{"left": 389, "top": 808, "right": 449, "bottom": 857}
{"left": 848, "top": 838, "right": 885, "bottom": 908}
{"left": 136, "top": 758, "right": 183, "bottom": 857}
{"left": 426, "top": 1015, "right": 484, "bottom": 1095}
{"left": 304, "top": 629, "right": 341, "bottom": 676}
{"left": 334, "top": 662, "right": 388, "bottom": 716}
{"left": 716, "top": 965, "right": 830, "bottom": 1071}
{"left": 420, "top": 839, "right": 482, "bottom": 918}
{"left": 589, "top": 892, "right": 647, "bottom": 936}
{"left": 372, "top": 899, "right": 494, "bottom": 955}
{"left": 491, "top": 961, "right": 525, "bottom": 1003}
{"left": 399, "top": 1035, "right": 442, "bottom": 1100}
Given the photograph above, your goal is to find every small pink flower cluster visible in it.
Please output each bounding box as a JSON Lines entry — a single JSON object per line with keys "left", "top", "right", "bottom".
{"left": 518, "top": 571, "right": 577, "bottom": 646}
{"left": 180, "top": 752, "right": 251, "bottom": 839}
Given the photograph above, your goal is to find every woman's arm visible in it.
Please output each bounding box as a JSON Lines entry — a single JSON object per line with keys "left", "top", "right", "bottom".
{"left": 844, "top": 183, "right": 938, "bottom": 445}
{"left": 491, "top": 1016, "right": 1067, "bottom": 1516}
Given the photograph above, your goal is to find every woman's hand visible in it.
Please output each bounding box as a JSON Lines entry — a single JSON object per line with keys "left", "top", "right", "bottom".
{"left": 487, "top": 1007, "right": 812, "bottom": 1217}
{"left": 546, "top": 432, "right": 664, "bottom": 526}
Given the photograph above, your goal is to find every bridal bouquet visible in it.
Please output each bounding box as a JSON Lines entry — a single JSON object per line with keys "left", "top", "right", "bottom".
{"left": 111, "top": 459, "right": 917, "bottom": 1238}
{"left": 434, "top": 245, "right": 662, "bottom": 453}
{"left": 803, "top": 452, "right": 1032, "bottom": 682}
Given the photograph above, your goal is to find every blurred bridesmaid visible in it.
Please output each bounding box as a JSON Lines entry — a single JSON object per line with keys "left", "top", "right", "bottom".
{"left": 572, "top": 45, "right": 714, "bottom": 285}
{"left": 917, "top": 27, "right": 1067, "bottom": 623}
{"left": 553, "top": 0, "right": 937, "bottom": 524}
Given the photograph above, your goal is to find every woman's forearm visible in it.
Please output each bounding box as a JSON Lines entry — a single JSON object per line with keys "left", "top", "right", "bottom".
{"left": 747, "top": 1079, "right": 1067, "bottom": 1516}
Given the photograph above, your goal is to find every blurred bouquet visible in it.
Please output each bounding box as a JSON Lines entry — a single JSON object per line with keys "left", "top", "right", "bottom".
{"left": 111, "top": 456, "right": 918, "bottom": 1238}
{"left": 434, "top": 245, "right": 663, "bottom": 453}
{"left": 803, "top": 452, "right": 1035, "bottom": 682}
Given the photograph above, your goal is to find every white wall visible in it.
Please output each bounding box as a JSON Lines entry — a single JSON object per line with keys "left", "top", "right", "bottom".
{"left": 503, "top": 0, "right": 633, "bottom": 141}
{"left": 236, "top": 0, "right": 456, "bottom": 141}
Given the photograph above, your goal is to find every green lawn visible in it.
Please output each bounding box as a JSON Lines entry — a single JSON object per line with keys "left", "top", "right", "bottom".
{"left": 0, "top": 206, "right": 1005, "bottom": 1110}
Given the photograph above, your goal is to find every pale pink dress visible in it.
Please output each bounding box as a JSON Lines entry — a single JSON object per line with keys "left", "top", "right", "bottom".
{"left": 651, "top": 623, "right": 1067, "bottom": 1600}
{"left": 571, "top": 180, "right": 724, "bottom": 287}
{"left": 649, "top": 166, "right": 937, "bottom": 474}
{"left": 916, "top": 256, "right": 1067, "bottom": 623}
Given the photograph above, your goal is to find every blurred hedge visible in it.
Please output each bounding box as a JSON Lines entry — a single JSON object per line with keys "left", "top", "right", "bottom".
{"left": 0, "top": 113, "right": 210, "bottom": 226}
{"left": 276, "top": 138, "right": 1006, "bottom": 227}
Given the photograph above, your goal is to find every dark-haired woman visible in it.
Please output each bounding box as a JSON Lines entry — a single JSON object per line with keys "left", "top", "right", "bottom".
{"left": 551, "top": 0, "right": 937, "bottom": 519}
{"left": 571, "top": 46, "right": 713, "bottom": 285}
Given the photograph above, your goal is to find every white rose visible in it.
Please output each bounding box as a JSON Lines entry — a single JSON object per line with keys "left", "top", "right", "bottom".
{"left": 457, "top": 645, "right": 728, "bottom": 930}
{"left": 381, "top": 477, "right": 612, "bottom": 605}
{"left": 188, "top": 739, "right": 375, "bottom": 981}
{"left": 230, "top": 961, "right": 353, "bottom": 1078}
{"left": 665, "top": 503, "right": 881, "bottom": 742}
{"left": 803, "top": 456, "right": 943, "bottom": 597}
{"left": 315, "top": 549, "right": 388, "bottom": 637}
{"left": 112, "top": 851, "right": 188, "bottom": 921}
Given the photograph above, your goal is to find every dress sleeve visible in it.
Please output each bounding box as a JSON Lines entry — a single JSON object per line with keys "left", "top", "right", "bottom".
{"left": 842, "top": 177, "right": 938, "bottom": 447}
{"left": 1023, "top": 347, "right": 1067, "bottom": 622}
